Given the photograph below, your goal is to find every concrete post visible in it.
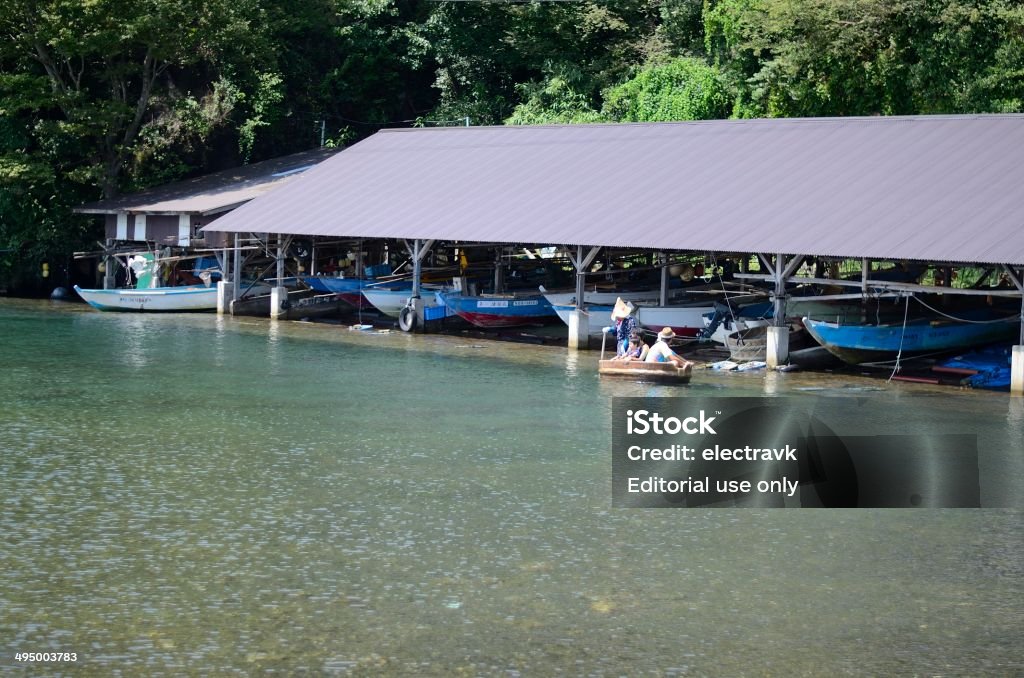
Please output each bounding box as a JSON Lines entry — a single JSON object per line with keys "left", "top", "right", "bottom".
{"left": 232, "top": 234, "right": 241, "bottom": 302}
{"left": 217, "top": 281, "right": 234, "bottom": 316}
{"left": 1012, "top": 346, "right": 1024, "bottom": 396}
{"left": 568, "top": 308, "right": 589, "bottom": 351}
{"left": 766, "top": 326, "right": 789, "bottom": 369}
{"left": 411, "top": 296, "right": 426, "bottom": 329}
{"left": 270, "top": 286, "right": 288, "bottom": 320}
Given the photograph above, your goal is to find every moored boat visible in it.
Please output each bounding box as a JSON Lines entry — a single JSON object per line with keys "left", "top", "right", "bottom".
{"left": 550, "top": 303, "right": 615, "bottom": 337}
{"left": 637, "top": 304, "right": 717, "bottom": 338}
{"left": 361, "top": 286, "right": 450, "bottom": 318}
{"left": 598, "top": 359, "right": 692, "bottom": 383}
{"left": 436, "top": 291, "right": 556, "bottom": 328}
{"left": 304, "top": 276, "right": 412, "bottom": 309}
{"left": 74, "top": 285, "right": 218, "bottom": 312}
{"left": 802, "top": 313, "right": 1019, "bottom": 364}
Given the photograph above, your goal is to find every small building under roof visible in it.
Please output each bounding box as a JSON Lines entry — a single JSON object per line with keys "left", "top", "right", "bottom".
{"left": 75, "top": 147, "right": 338, "bottom": 248}
{"left": 202, "top": 115, "right": 1024, "bottom": 266}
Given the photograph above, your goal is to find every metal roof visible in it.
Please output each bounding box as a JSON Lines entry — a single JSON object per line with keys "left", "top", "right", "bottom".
{"left": 203, "top": 116, "right": 1024, "bottom": 265}
{"left": 76, "top": 147, "right": 339, "bottom": 216}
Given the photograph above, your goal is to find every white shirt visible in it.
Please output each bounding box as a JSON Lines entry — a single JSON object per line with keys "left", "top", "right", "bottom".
{"left": 645, "top": 340, "right": 676, "bottom": 363}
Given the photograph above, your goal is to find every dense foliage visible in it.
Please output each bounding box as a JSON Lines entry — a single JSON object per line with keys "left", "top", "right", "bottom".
{"left": 1, "top": 0, "right": 1021, "bottom": 290}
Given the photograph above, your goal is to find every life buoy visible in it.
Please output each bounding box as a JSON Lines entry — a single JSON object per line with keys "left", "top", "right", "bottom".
{"left": 398, "top": 305, "right": 417, "bottom": 332}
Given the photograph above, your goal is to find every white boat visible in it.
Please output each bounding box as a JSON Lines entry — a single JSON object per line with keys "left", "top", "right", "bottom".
{"left": 703, "top": 316, "right": 773, "bottom": 344}
{"left": 74, "top": 285, "right": 218, "bottom": 312}
{"left": 542, "top": 290, "right": 661, "bottom": 307}
{"left": 361, "top": 286, "right": 445, "bottom": 318}
{"left": 550, "top": 303, "right": 616, "bottom": 338}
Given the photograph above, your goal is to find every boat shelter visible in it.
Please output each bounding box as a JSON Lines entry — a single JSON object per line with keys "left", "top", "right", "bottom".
{"left": 75, "top": 147, "right": 338, "bottom": 249}
{"left": 200, "top": 115, "right": 1024, "bottom": 392}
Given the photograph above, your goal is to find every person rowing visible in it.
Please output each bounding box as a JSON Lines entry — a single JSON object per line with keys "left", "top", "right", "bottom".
{"left": 644, "top": 327, "right": 693, "bottom": 368}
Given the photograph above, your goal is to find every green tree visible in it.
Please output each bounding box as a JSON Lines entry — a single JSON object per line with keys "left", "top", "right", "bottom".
{"left": 603, "top": 57, "right": 731, "bottom": 121}
{"left": 703, "top": 0, "right": 1024, "bottom": 117}
{"left": 505, "top": 71, "right": 606, "bottom": 125}
{"left": 0, "top": 0, "right": 278, "bottom": 198}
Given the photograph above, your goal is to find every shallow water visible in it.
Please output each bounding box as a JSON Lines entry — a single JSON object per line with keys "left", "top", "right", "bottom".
{"left": 1, "top": 299, "right": 1021, "bottom": 675}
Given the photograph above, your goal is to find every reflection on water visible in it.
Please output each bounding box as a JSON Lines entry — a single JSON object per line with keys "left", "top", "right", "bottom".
{"left": 0, "top": 300, "right": 1021, "bottom": 675}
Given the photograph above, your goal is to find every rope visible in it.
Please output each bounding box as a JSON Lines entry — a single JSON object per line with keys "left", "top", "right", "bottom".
{"left": 910, "top": 295, "right": 1014, "bottom": 324}
{"left": 887, "top": 295, "right": 911, "bottom": 382}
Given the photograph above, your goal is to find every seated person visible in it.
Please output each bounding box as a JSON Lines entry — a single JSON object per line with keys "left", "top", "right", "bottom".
{"left": 612, "top": 330, "right": 648, "bottom": 362}
{"left": 644, "top": 327, "right": 693, "bottom": 367}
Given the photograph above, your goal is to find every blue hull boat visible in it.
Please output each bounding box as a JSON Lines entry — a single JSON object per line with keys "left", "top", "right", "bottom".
{"left": 803, "top": 314, "right": 1019, "bottom": 364}
{"left": 436, "top": 291, "right": 555, "bottom": 328}
{"left": 303, "top": 276, "right": 412, "bottom": 308}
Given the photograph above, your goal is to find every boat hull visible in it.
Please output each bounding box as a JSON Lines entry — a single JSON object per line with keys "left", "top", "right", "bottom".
{"left": 637, "top": 305, "right": 716, "bottom": 337}
{"left": 362, "top": 287, "right": 448, "bottom": 318}
{"left": 437, "top": 292, "right": 555, "bottom": 328}
{"left": 802, "top": 316, "right": 1019, "bottom": 364}
{"left": 74, "top": 285, "right": 217, "bottom": 312}
{"left": 598, "top": 359, "right": 692, "bottom": 383}
{"left": 304, "top": 276, "right": 413, "bottom": 309}
{"left": 551, "top": 304, "right": 614, "bottom": 337}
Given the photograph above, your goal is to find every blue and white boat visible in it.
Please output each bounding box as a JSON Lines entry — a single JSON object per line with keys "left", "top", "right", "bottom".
{"left": 361, "top": 286, "right": 451, "bottom": 318}
{"left": 803, "top": 313, "right": 1019, "bottom": 364}
{"left": 436, "top": 291, "right": 556, "bottom": 328}
{"left": 550, "top": 303, "right": 614, "bottom": 337}
{"left": 304, "top": 276, "right": 413, "bottom": 308}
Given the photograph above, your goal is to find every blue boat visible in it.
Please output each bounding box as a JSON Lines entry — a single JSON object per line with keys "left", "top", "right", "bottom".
{"left": 303, "top": 276, "right": 412, "bottom": 308}
{"left": 436, "top": 291, "right": 556, "bottom": 328}
{"left": 802, "top": 313, "right": 1019, "bottom": 364}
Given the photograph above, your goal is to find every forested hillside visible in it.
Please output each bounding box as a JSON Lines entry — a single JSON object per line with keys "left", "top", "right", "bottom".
{"left": 2, "top": 0, "right": 1022, "bottom": 290}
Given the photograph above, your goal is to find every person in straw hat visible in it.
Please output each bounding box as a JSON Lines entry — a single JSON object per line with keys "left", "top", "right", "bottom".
{"left": 609, "top": 297, "right": 637, "bottom": 357}
{"left": 645, "top": 327, "right": 692, "bottom": 367}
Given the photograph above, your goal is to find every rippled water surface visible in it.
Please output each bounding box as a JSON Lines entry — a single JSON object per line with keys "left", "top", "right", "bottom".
{"left": 1, "top": 299, "right": 1021, "bottom": 675}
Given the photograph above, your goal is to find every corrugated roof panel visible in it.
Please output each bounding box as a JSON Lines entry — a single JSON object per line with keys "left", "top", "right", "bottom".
{"left": 76, "top": 147, "right": 339, "bottom": 215}
{"left": 203, "top": 116, "right": 1024, "bottom": 264}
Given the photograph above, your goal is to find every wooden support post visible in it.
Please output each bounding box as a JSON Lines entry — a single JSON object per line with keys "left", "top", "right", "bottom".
{"left": 103, "top": 238, "right": 115, "bottom": 289}
{"left": 494, "top": 247, "right": 505, "bottom": 294}
{"left": 659, "top": 252, "right": 668, "bottom": 307}
{"left": 574, "top": 245, "right": 586, "bottom": 307}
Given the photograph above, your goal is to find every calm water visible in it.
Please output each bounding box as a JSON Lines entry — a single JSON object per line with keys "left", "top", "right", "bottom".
{"left": 1, "top": 299, "right": 1021, "bottom": 675}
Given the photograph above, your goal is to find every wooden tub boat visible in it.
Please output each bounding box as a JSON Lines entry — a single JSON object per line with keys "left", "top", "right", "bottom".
{"left": 598, "top": 359, "right": 692, "bottom": 384}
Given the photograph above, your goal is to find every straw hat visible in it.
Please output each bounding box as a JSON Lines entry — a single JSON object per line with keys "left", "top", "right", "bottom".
{"left": 657, "top": 327, "right": 675, "bottom": 340}
{"left": 610, "top": 297, "right": 635, "bottom": 320}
